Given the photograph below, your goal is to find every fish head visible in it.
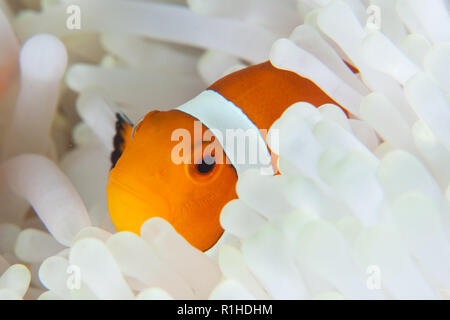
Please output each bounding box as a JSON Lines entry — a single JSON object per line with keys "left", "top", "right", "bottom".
{"left": 107, "top": 109, "right": 238, "bottom": 251}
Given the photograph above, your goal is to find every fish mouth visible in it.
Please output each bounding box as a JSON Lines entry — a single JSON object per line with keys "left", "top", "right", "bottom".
{"left": 108, "top": 175, "right": 224, "bottom": 251}
{"left": 107, "top": 175, "right": 173, "bottom": 234}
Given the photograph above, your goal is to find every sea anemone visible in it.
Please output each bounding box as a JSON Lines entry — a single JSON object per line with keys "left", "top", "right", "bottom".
{"left": 0, "top": 0, "right": 449, "bottom": 300}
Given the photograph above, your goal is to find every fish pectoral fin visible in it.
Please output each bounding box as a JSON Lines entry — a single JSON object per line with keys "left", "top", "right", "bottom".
{"left": 111, "top": 112, "right": 134, "bottom": 169}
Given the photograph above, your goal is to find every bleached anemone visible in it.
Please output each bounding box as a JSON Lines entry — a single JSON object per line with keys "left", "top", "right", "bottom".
{"left": 0, "top": 0, "right": 449, "bottom": 300}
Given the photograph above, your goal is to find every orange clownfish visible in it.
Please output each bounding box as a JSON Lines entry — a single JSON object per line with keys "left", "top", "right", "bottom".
{"left": 107, "top": 61, "right": 348, "bottom": 251}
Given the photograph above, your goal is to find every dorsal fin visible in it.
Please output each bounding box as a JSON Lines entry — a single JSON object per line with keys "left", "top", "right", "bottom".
{"left": 111, "top": 113, "right": 134, "bottom": 169}
{"left": 208, "top": 61, "right": 345, "bottom": 130}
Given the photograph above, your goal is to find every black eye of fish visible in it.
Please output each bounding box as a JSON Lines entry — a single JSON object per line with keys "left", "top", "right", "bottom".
{"left": 196, "top": 155, "right": 216, "bottom": 174}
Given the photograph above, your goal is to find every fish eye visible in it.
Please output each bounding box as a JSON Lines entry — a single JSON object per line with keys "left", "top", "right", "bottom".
{"left": 196, "top": 155, "right": 216, "bottom": 174}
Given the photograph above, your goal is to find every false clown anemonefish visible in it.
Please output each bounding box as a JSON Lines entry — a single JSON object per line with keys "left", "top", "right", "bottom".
{"left": 107, "top": 60, "right": 352, "bottom": 251}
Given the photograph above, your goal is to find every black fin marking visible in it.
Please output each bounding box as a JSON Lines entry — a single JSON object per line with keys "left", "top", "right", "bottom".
{"left": 111, "top": 113, "right": 134, "bottom": 170}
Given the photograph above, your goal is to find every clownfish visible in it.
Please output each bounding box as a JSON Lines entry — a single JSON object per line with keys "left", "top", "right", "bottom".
{"left": 107, "top": 61, "right": 349, "bottom": 251}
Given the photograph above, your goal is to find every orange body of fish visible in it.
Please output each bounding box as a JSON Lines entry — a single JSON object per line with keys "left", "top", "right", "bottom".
{"left": 107, "top": 61, "right": 348, "bottom": 251}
